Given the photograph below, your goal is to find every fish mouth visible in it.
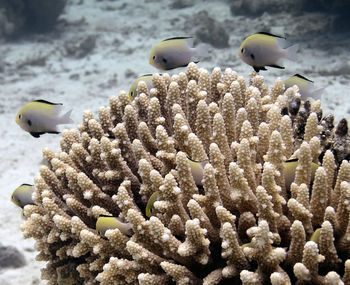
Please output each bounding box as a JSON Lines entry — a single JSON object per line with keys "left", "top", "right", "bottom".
{"left": 15, "top": 113, "right": 20, "bottom": 124}
{"left": 237, "top": 49, "right": 243, "bottom": 59}
{"left": 149, "top": 54, "right": 155, "bottom": 66}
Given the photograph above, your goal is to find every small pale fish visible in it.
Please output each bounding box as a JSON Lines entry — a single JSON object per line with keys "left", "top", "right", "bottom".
{"left": 129, "top": 74, "right": 154, "bottom": 100}
{"left": 284, "top": 158, "right": 319, "bottom": 190}
{"left": 238, "top": 32, "right": 298, "bottom": 72}
{"left": 11, "top": 184, "right": 35, "bottom": 208}
{"left": 15, "top": 99, "right": 73, "bottom": 138}
{"left": 149, "top": 37, "right": 207, "bottom": 70}
{"left": 241, "top": 242, "right": 252, "bottom": 249}
{"left": 284, "top": 74, "right": 324, "bottom": 101}
{"left": 96, "top": 215, "right": 133, "bottom": 236}
{"left": 310, "top": 228, "right": 321, "bottom": 244}
{"left": 187, "top": 155, "right": 209, "bottom": 186}
{"left": 145, "top": 191, "right": 159, "bottom": 218}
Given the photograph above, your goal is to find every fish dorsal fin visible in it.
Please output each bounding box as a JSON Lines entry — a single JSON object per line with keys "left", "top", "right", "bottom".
{"left": 162, "top": 36, "right": 193, "bottom": 42}
{"left": 186, "top": 154, "right": 202, "bottom": 163}
{"left": 293, "top": 74, "right": 314, "bottom": 83}
{"left": 20, "top": 183, "right": 34, "bottom": 187}
{"left": 33, "top": 99, "right": 63, "bottom": 105}
{"left": 256, "top": 32, "right": 286, "bottom": 39}
{"left": 286, "top": 158, "right": 298, "bottom": 163}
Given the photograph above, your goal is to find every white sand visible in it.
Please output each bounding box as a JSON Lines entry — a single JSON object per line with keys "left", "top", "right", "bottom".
{"left": 0, "top": 0, "right": 349, "bottom": 283}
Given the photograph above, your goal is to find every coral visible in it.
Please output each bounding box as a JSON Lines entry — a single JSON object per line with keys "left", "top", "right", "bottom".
{"left": 20, "top": 63, "right": 350, "bottom": 284}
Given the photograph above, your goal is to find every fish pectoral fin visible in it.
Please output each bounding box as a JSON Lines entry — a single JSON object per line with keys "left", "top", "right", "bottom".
{"left": 267, "top": 64, "right": 285, "bottom": 69}
{"left": 253, "top": 66, "right": 267, "bottom": 72}
{"left": 30, "top": 132, "right": 44, "bottom": 138}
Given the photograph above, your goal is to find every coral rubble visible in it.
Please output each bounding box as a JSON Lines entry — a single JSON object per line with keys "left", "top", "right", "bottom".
{"left": 21, "top": 63, "right": 350, "bottom": 284}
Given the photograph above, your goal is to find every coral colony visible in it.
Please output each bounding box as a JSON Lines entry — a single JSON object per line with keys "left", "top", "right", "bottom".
{"left": 20, "top": 63, "right": 349, "bottom": 284}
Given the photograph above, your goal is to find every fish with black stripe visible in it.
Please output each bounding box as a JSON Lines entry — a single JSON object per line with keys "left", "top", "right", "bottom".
{"left": 238, "top": 32, "right": 298, "bottom": 72}
{"left": 149, "top": 37, "right": 208, "bottom": 70}
{"left": 15, "top": 99, "right": 73, "bottom": 138}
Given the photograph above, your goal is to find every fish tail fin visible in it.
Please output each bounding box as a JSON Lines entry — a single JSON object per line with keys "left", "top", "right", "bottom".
{"left": 184, "top": 37, "right": 195, "bottom": 48}
{"left": 310, "top": 87, "right": 325, "bottom": 100}
{"left": 285, "top": 44, "right": 298, "bottom": 61}
{"left": 194, "top": 43, "right": 210, "bottom": 58}
{"left": 301, "top": 87, "right": 325, "bottom": 101}
{"left": 60, "top": 109, "right": 74, "bottom": 124}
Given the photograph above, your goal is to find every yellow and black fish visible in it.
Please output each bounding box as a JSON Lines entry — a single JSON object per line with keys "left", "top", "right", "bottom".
{"left": 129, "top": 74, "right": 154, "bottom": 100}
{"left": 238, "top": 32, "right": 298, "bottom": 72}
{"left": 15, "top": 99, "right": 73, "bottom": 138}
{"left": 284, "top": 74, "right": 323, "bottom": 101}
{"left": 96, "top": 215, "right": 133, "bottom": 236}
{"left": 145, "top": 191, "right": 159, "bottom": 218}
{"left": 11, "top": 184, "right": 35, "bottom": 208}
{"left": 149, "top": 37, "right": 207, "bottom": 70}
{"left": 186, "top": 155, "right": 209, "bottom": 186}
{"left": 284, "top": 158, "right": 319, "bottom": 189}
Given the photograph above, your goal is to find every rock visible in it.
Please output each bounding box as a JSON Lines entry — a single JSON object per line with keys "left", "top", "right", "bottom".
{"left": 0, "top": 244, "right": 26, "bottom": 269}
{"left": 230, "top": 0, "right": 303, "bottom": 16}
{"left": 170, "top": 0, "right": 193, "bottom": 9}
{"left": 0, "top": 0, "right": 26, "bottom": 38}
{"left": 24, "top": 0, "right": 66, "bottom": 33}
{"left": 185, "top": 10, "right": 229, "bottom": 48}
{"left": 333, "top": 118, "right": 350, "bottom": 164}
{"left": 124, "top": 69, "right": 137, "bottom": 79}
{"left": 64, "top": 35, "right": 97, "bottom": 58}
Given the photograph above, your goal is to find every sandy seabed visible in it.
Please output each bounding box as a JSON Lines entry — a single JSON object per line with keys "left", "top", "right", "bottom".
{"left": 0, "top": 0, "right": 349, "bottom": 284}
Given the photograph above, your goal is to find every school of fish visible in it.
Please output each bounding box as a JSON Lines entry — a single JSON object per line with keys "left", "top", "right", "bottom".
{"left": 12, "top": 32, "right": 326, "bottom": 235}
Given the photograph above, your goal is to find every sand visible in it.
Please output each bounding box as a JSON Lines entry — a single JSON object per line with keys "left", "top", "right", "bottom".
{"left": 0, "top": 0, "right": 349, "bottom": 283}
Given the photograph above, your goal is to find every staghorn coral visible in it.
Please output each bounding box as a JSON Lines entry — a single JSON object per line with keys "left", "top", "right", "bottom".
{"left": 20, "top": 63, "right": 350, "bottom": 284}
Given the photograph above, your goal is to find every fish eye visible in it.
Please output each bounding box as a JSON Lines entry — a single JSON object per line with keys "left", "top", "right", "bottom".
{"left": 27, "top": 120, "right": 32, "bottom": 126}
{"left": 162, "top": 58, "right": 167, "bottom": 63}
{"left": 131, "top": 91, "right": 134, "bottom": 97}
{"left": 152, "top": 55, "right": 156, "bottom": 60}
{"left": 250, "top": 53, "right": 255, "bottom": 60}
{"left": 18, "top": 114, "right": 22, "bottom": 119}
{"left": 241, "top": 48, "right": 244, "bottom": 53}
